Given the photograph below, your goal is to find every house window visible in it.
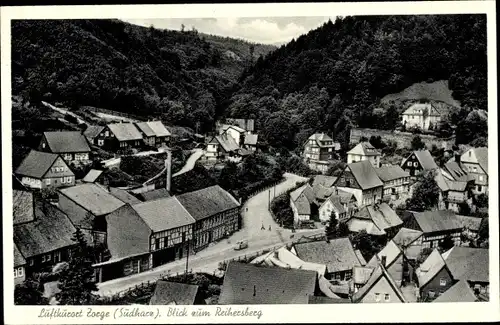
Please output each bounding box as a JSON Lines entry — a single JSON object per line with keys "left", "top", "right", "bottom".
{"left": 42, "top": 143, "right": 46, "bottom": 148}
{"left": 440, "top": 278, "right": 447, "bottom": 286}
{"left": 375, "top": 293, "right": 381, "bottom": 302}
{"left": 384, "top": 294, "right": 390, "bottom": 302}
{"left": 479, "top": 175, "right": 484, "bottom": 181}
{"left": 105, "top": 131, "right": 109, "bottom": 137}
{"left": 29, "top": 259, "right": 34, "bottom": 266}
{"left": 413, "top": 162, "right": 418, "bottom": 167}
{"left": 45, "top": 179, "right": 51, "bottom": 185}
{"left": 54, "top": 251, "right": 61, "bottom": 263}
{"left": 98, "top": 139, "right": 104, "bottom": 146}
{"left": 477, "top": 185, "right": 482, "bottom": 192}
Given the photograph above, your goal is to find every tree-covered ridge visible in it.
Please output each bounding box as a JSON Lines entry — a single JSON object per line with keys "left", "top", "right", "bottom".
{"left": 11, "top": 19, "right": 263, "bottom": 134}
{"left": 228, "top": 15, "right": 486, "bottom": 148}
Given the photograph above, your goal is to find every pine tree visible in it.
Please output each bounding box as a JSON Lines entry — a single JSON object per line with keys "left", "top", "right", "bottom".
{"left": 56, "top": 228, "right": 98, "bottom": 305}
{"left": 325, "top": 211, "right": 338, "bottom": 239}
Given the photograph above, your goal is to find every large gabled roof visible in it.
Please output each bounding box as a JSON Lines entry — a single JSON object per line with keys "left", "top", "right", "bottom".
{"left": 433, "top": 280, "right": 478, "bottom": 303}
{"left": 443, "top": 247, "right": 489, "bottom": 283}
{"left": 150, "top": 281, "right": 200, "bottom": 305}
{"left": 14, "top": 201, "right": 76, "bottom": 259}
{"left": 367, "top": 240, "right": 403, "bottom": 269}
{"left": 346, "top": 160, "right": 384, "bottom": 190}
{"left": 176, "top": 185, "right": 240, "bottom": 221}
{"left": 352, "top": 263, "right": 406, "bottom": 303}
{"left": 410, "top": 210, "right": 461, "bottom": 233}
{"left": 375, "top": 165, "right": 410, "bottom": 182}
{"left": 412, "top": 150, "right": 439, "bottom": 171}
{"left": 42, "top": 131, "right": 91, "bottom": 153}
{"left": 107, "top": 123, "right": 143, "bottom": 141}
{"left": 219, "top": 262, "right": 317, "bottom": 305}
{"left": 83, "top": 125, "right": 105, "bottom": 140}
{"left": 293, "top": 237, "right": 363, "bottom": 274}
{"left": 132, "top": 196, "right": 195, "bottom": 232}
{"left": 15, "top": 150, "right": 65, "bottom": 179}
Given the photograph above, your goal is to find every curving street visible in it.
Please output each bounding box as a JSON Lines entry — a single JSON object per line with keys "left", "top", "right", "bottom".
{"left": 97, "top": 172, "right": 324, "bottom": 296}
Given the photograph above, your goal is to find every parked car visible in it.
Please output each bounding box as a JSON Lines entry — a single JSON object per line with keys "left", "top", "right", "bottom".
{"left": 234, "top": 240, "right": 248, "bottom": 251}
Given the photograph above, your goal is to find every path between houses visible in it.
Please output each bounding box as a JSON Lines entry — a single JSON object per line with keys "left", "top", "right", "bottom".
{"left": 96, "top": 173, "right": 322, "bottom": 296}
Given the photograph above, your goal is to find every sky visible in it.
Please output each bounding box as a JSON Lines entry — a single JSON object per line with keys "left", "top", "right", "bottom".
{"left": 122, "top": 17, "right": 333, "bottom": 45}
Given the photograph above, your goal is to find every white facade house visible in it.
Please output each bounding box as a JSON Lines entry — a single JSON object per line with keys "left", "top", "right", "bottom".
{"left": 347, "top": 142, "right": 381, "bottom": 168}
{"left": 401, "top": 103, "right": 442, "bottom": 130}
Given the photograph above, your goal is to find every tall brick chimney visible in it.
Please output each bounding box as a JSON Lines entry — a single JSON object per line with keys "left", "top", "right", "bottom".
{"left": 165, "top": 150, "right": 172, "bottom": 192}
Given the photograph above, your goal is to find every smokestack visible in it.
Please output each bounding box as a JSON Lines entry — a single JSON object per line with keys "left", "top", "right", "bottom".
{"left": 454, "top": 152, "right": 461, "bottom": 163}
{"left": 380, "top": 255, "right": 387, "bottom": 267}
{"left": 166, "top": 150, "right": 172, "bottom": 192}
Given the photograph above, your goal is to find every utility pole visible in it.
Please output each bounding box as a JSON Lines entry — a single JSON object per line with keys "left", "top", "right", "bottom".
{"left": 185, "top": 239, "right": 190, "bottom": 281}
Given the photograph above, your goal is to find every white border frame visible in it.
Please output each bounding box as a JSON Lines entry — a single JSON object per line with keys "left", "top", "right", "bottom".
{"left": 2, "top": 2, "right": 498, "bottom": 324}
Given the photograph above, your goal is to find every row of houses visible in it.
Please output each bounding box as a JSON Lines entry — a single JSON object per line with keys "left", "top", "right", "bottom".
{"left": 13, "top": 183, "right": 241, "bottom": 284}
{"left": 210, "top": 231, "right": 488, "bottom": 304}
{"left": 84, "top": 120, "right": 171, "bottom": 151}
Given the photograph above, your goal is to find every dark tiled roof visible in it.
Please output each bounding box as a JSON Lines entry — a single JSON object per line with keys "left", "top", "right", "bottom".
{"left": 307, "top": 295, "right": 351, "bottom": 304}
{"left": 413, "top": 150, "right": 438, "bottom": 171}
{"left": 456, "top": 215, "right": 482, "bottom": 232}
{"left": 138, "top": 188, "right": 171, "bottom": 201}
{"left": 375, "top": 165, "right": 410, "bottom": 182}
{"left": 347, "top": 161, "right": 384, "bottom": 190}
{"left": 82, "top": 169, "right": 104, "bottom": 183}
{"left": 290, "top": 184, "right": 314, "bottom": 215}
{"left": 13, "top": 190, "right": 35, "bottom": 224}
{"left": 312, "top": 175, "right": 338, "bottom": 188}
{"left": 150, "top": 281, "right": 200, "bottom": 305}
{"left": 59, "top": 183, "right": 125, "bottom": 217}
{"left": 147, "top": 121, "right": 171, "bottom": 137}
{"left": 15, "top": 150, "right": 60, "bottom": 178}
{"left": 294, "top": 238, "right": 362, "bottom": 273}
{"left": 108, "top": 123, "right": 143, "bottom": 141}
{"left": 219, "top": 262, "right": 317, "bottom": 305}
{"left": 443, "top": 247, "right": 489, "bottom": 283}
{"left": 109, "top": 187, "right": 142, "bottom": 205}
{"left": 83, "top": 125, "right": 105, "bottom": 140}
{"left": 392, "top": 227, "right": 423, "bottom": 247}
{"left": 43, "top": 131, "right": 91, "bottom": 153}
{"left": 411, "top": 210, "right": 461, "bottom": 233}
{"left": 356, "top": 203, "right": 402, "bottom": 231}
{"left": 443, "top": 161, "right": 470, "bottom": 182}
{"left": 176, "top": 185, "right": 240, "bottom": 221}
{"left": 14, "top": 244, "right": 26, "bottom": 267}
{"left": 132, "top": 196, "right": 195, "bottom": 232}
{"left": 416, "top": 249, "right": 446, "bottom": 287}
{"left": 433, "top": 280, "right": 478, "bottom": 303}
{"left": 14, "top": 201, "right": 76, "bottom": 258}
{"left": 367, "top": 240, "right": 402, "bottom": 268}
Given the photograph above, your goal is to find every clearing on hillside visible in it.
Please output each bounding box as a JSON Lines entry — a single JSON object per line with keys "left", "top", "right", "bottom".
{"left": 381, "top": 80, "right": 461, "bottom": 108}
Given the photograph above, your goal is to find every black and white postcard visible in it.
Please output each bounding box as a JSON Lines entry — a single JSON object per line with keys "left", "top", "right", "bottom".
{"left": 1, "top": 1, "right": 498, "bottom": 324}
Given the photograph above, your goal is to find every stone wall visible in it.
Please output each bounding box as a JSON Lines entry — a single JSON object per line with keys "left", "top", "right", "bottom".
{"left": 350, "top": 128, "right": 455, "bottom": 150}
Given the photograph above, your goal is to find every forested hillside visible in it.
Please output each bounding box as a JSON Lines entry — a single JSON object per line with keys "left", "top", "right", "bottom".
{"left": 11, "top": 19, "right": 273, "bottom": 134}
{"left": 227, "top": 15, "right": 487, "bottom": 149}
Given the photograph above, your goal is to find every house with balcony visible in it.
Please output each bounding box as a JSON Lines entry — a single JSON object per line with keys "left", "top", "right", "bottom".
{"left": 374, "top": 165, "right": 411, "bottom": 202}
{"left": 347, "top": 142, "right": 381, "bottom": 168}
{"left": 401, "top": 210, "right": 462, "bottom": 249}
{"left": 458, "top": 147, "right": 488, "bottom": 195}
{"left": 333, "top": 160, "right": 384, "bottom": 206}
{"left": 303, "top": 133, "right": 341, "bottom": 173}
{"left": 401, "top": 150, "right": 438, "bottom": 177}
{"left": 58, "top": 183, "right": 125, "bottom": 245}
{"left": 401, "top": 102, "right": 443, "bottom": 130}
{"left": 38, "top": 131, "right": 91, "bottom": 165}
{"left": 14, "top": 199, "right": 77, "bottom": 278}
{"left": 176, "top": 185, "right": 241, "bottom": 251}
{"left": 15, "top": 150, "right": 75, "bottom": 189}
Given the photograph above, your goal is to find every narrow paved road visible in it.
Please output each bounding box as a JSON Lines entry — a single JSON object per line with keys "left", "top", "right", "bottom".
{"left": 96, "top": 173, "right": 322, "bottom": 296}
{"left": 173, "top": 149, "right": 204, "bottom": 177}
